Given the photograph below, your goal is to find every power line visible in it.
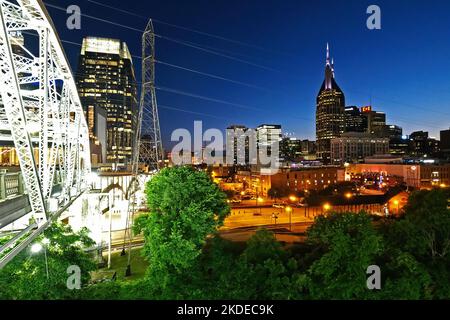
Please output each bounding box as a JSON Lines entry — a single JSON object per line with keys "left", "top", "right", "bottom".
{"left": 44, "top": 2, "right": 278, "bottom": 72}
{"left": 155, "top": 60, "right": 270, "bottom": 91}
{"left": 156, "top": 85, "right": 313, "bottom": 122}
{"left": 36, "top": 2, "right": 450, "bottom": 131}
{"left": 17, "top": 36, "right": 450, "bottom": 129}
{"left": 158, "top": 104, "right": 233, "bottom": 121}
{"left": 154, "top": 34, "right": 277, "bottom": 72}
{"left": 83, "top": 0, "right": 291, "bottom": 57}
{"left": 44, "top": 2, "right": 143, "bottom": 32}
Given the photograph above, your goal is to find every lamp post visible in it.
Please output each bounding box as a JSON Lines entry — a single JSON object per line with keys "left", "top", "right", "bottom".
{"left": 31, "top": 241, "right": 49, "bottom": 280}
{"left": 257, "top": 197, "right": 264, "bottom": 214}
{"left": 394, "top": 200, "right": 399, "bottom": 214}
{"left": 345, "top": 193, "right": 352, "bottom": 212}
{"left": 286, "top": 206, "right": 293, "bottom": 231}
{"left": 323, "top": 203, "right": 331, "bottom": 215}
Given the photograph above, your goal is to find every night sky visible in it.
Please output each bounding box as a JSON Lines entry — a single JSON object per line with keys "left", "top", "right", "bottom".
{"left": 44, "top": 0, "right": 450, "bottom": 147}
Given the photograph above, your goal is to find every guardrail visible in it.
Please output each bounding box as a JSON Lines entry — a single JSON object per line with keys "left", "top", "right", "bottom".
{"left": 0, "top": 171, "right": 25, "bottom": 201}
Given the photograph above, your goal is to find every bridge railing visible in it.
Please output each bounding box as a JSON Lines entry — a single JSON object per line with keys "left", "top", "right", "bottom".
{"left": 0, "top": 171, "right": 25, "bottom": 201}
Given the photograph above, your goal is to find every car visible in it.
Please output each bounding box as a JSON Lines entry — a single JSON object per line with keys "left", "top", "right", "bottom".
{"left": 295, "top": 202, "right": 309, "bottom": 208}
{"left": 273, "top": 203, "right": 286, "bottom": 209}
{"left": 230, "top": 199, "right": 242, "bottom": 204}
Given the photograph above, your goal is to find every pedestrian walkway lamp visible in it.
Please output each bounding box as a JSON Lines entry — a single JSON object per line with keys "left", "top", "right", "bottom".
{"left": 31, "top": 241, "right": 49, "bottom": 280}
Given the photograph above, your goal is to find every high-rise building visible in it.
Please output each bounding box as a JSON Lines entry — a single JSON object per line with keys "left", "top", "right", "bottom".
{"left": 440, "top": 129, "right": 450, "bottom": 160}
{"left": 331, "top": 132, "right": 390, "bottom": 165}
{"left": 345, "top": 106, "right": 367, "bottom": 133}
{"left": 281, "top": 137, "right": 303, "bottom": 162}
{"left": 76, "top": 37, "right": 138, "bottom": 165}
{"left": 226, "top": 125, "right": 252, "bottom": 165}
{"left": 256, "top": 124, "right": 282, "bottom": 166}
{"left": 360, "top": 106, "right": 386, "bottom": 135}
{"left": 409, "top": 131, "right": 440, "bottom": 158}
{"left": 316, "top": 44, "right": 345, "bottom": 164}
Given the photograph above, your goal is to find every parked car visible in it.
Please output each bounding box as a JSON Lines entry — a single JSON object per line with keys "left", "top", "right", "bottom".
{"left": 273, "top": 203, "right": 286, "bottom": 209}
{"left": 295, "top": 202, "right": 309, "bottom": 208}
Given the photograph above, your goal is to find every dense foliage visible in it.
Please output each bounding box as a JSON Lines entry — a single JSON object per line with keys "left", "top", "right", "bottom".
{"left": 0, "top": 223, "right": 96, "bottom": 300}
{"left": 133, "top": 166, "right": 230, "bottom": 286}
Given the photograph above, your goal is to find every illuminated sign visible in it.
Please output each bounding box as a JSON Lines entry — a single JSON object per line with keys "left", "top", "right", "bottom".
{"left": 361, "top": 106, "right": 372, "bottom": 113}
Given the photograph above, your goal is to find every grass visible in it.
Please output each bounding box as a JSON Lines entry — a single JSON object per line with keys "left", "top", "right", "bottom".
{"left": 91, "top": 247, "right": 149, "bottom": 282}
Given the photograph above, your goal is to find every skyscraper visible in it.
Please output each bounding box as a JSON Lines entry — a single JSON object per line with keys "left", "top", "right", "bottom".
{"left": 76, "top": 37, "right": 138, "bottom": 166}
{"left": 316, "top": 44, "right": 345, "bottom": 164}
{"left": 226, "top": 125, "right": 252, "bottom": 165}
{"left": 345, "top": 106, "right": 368, "bottom": 133}
{"left": 256, "top": 124, "right": 282, "bottom": 167}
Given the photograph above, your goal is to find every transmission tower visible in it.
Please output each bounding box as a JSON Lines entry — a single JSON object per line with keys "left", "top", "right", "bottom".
{"left": 139, "top": 19, "right": 163, "bottom": 172}
{"left": 122, "top": 19, "right": 163, "bottom": 276}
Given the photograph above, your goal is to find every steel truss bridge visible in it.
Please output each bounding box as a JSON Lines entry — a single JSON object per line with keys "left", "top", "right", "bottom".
{"left": 0, "top": 0, "right": 91, "bottom": 268}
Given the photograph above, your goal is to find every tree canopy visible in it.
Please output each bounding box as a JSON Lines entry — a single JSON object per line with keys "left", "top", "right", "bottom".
{"left": 133, "top": 166, "right": 230, "bottom": 285}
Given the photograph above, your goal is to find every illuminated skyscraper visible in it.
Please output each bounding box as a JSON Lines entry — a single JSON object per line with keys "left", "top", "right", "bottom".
{"left": 76, "top": 37, "right": 138, "bottom": 165}
{"left": 316, "top": 44, "right": 345, "bottom": 164}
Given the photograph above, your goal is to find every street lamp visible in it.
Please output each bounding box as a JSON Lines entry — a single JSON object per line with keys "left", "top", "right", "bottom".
{"left": 31, "top": 243, "right": 43, "bottom": 254}
{"left": 31, "top": 241, "right": 49, "bottom": 280}
{"left": 323, "top": 203, "right": 332, "bottom": 214}
{"left": 394, "top": 200, "right": 400, "bottom": 214}
{"left": 285, "top": 206, "right": 293, "bottom": 231}
{"left": 289, "top": 195, "right": 297, "bottom": 202}
{"left": 257, "top": 197, "right": 264, "bottom": 214}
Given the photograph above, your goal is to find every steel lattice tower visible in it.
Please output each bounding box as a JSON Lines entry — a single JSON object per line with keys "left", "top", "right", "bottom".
{"left": 139, "top": 20, "right": 163, "bottom": 172}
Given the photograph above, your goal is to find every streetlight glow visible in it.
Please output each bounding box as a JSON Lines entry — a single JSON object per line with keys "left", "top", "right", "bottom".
{"left": 30, "top": 243, "right": 43, "bottom": 254}
{"left": 323, "top": 203, "right": 332, "bottom": 211}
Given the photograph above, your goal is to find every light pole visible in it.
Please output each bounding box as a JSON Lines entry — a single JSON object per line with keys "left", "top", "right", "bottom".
{"left": 286, "top": 206, "right": 293, "bottom": 231}
{"left": 31, "top": 241, "right": 49, "bottom": 280}
{"left": 394, "top": 200, "right": 399, "bottom": 214}
{"left": 323, "top": 203, "right": 332, "bottom": 215}
{"left": 257, "top": 197, "right": 264, "bottom": 214}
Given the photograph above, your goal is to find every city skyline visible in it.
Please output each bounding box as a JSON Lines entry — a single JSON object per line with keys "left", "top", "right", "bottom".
{"left": 1, "top": 0, "right": 450, "bottom": 304}
{"left": 44, "top": 0, "right": 450, "bottom": 146}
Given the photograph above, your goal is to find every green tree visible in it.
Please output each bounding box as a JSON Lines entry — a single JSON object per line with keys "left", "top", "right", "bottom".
{"left": 134, "top": 166, "right": 230, "bottom": 286}
{"left": 0, "top": 223, "right": 96, "bottom": 300}
{"left": 383, "top": 189, "right": 450, "bottom": 298}
{"left": 304, "top": 212, "right": 384, "bottom": 299}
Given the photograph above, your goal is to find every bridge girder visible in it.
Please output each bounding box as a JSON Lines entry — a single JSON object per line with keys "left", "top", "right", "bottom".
{"left": 0, "top": 0, "right": 91, "bottom": 268}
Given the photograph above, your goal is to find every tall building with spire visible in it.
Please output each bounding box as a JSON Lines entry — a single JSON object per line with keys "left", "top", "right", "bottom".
{"left": 316, "top": 44, "right": 345, "bottom": 164}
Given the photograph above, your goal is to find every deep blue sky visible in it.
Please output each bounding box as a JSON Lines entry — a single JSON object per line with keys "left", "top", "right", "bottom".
{"left": 45, "top": 0, "right": 450, "bottom": 146}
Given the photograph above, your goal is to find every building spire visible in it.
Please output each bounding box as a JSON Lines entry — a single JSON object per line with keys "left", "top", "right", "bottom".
{"left": 326, "top": 42, "right": 330, "bottom": 66}
{"left": 331, "top": 57, "right": 335, "bottom": 77}
{"left": 324, "top": 43, "right": 334, "bottom": 89}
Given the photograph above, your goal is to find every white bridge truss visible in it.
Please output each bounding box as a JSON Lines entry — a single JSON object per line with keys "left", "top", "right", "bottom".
{"left": 0, "top": 0, "right": 91, "bottom": 268}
